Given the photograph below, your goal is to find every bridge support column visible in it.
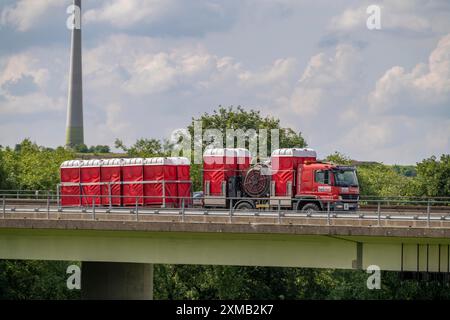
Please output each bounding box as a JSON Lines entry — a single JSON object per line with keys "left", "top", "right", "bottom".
{"left": 81, "top": 262, "right": 153, "bottom": 300}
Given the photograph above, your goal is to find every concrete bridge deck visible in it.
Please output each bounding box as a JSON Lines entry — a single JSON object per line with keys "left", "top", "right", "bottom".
{"left": 0, "top": 210, "right": 450, "bottom": 273}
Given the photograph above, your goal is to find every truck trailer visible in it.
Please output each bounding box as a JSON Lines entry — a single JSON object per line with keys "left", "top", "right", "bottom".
{"left": 59, "top": 147, "right": 359, "bottom": 212}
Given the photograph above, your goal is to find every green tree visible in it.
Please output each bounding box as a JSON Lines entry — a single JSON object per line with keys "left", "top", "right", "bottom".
{"left": 0, "top": 139, "right": 74, "bottom": 190}
{"left": 186, "top": 106, "right": 307, "bottom": 190}
{"left": 72, "top": 144, "right": 89, "bottom": 153}
{"left": 88, "top": 145, "right": 111, "bottom": 153}
{"left": 0, "top": 260, "right": 80, "bottom": 300}
{"left": 356, "top": 163, "right": 415, "bottom": 197}
{"left": 188, "top": 106, "right": 306, "bottom": 152}
{"left": 115, "top": 138, "right": 167, "bottom": 158}
{"left": 415, "top": 154, "right": 450, "bottom": 197}
{"left": 325, "top": 152, "right": 353, "bottom": 165}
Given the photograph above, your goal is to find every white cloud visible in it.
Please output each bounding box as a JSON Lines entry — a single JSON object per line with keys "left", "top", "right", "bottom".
{"left": 290, "top": 44, "right": 363, "bottom": 115}
{"left": 91, "top": 104, "right": 132, "bottom": 144}
{"left": 0, "top": 93, "right": 64, "bottom": 115}
{"left": 369, "top": 33, "right": 450, "bottom": 114}
{"left": 83, "top": 34, "right": 297, "bottom": 99}
{"left": 84, "top": 0, "right": 175, "bottom": 28}
{"left": 0, "top": 49, "right": 66, "bottom": 116}
{"left": 0, "top": 0, "right": 63, "bottom": 31}
{"left": 239, "top": 58, "right": 297, "bottom": 87}
{"left": 0, "top": 53, "right": 49, "bottom": 89}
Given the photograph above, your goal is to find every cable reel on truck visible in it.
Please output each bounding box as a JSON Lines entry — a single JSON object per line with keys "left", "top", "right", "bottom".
{"left": 242, "top": 163, "right": 271, "bottom": 198}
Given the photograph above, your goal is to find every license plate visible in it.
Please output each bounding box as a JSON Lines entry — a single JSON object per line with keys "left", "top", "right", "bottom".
{"left": 344, "top": 203, "right": 349, "bottom": 210}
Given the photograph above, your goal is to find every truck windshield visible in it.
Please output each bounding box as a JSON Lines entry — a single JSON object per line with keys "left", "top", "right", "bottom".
{"left": 333, "top": 169, "right": 358, "bottom": 187}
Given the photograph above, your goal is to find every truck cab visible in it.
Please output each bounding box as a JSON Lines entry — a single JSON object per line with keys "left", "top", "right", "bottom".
{"left": 296, "top": 163, "right": 360, "bottom": 212}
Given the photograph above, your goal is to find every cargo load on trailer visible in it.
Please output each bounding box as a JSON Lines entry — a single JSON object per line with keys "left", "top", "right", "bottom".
{"left": 59, "top": 157, "right": 191, "bottom": 207}
{"left": 59, "top": 146, "right": 359, "bottom": 213}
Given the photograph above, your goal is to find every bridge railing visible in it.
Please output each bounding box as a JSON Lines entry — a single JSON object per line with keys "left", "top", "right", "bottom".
{"left": 1, "top": 190, "right": 450, "bottom": 227}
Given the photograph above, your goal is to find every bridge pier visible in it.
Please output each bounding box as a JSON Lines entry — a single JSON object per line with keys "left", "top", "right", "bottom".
{"left": 81, "top": 262, "right": 153, "bottom": 300}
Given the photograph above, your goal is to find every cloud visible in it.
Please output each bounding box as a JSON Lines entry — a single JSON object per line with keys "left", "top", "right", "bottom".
{"left": 83, "top": 34, "right": 298, "bottom": 99}
{"left": 0, "top": 50, "right": 65, "bottom": 115}
{"left": 90, "top": 104, "right": 132, "bottom": 144}
{"left": 369, "top": 33, "right": 450, "bottom": 115}
{"left": 290, "top": 44, "right": 363, "bottom": 115}
{"left": 84, "top": 0, "right": 239, "bottom": 36}
{"left": 0, "top": 53, "right": 49, "bottom": 90}
{"left": 0, "top": 0, "right": 63, "bottom": 31}
{"left": 84, "top": 0, "right": 175, "bottom": 28}
{"left": 239, "top": 58, "right": 297, "bottom": 87}
{"left": 83, "top": 35, "right": 241, "bottom": 96}
{"left": 282, "top": 36, "right": 450, "bottom": 163}
{"left": 0, "top": 93, "right": 64, "bottom": 115}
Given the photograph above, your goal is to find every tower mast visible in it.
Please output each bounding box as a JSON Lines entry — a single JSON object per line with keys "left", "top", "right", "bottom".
{"left": 66, "top": 0, "right": 84, "bottom": 147}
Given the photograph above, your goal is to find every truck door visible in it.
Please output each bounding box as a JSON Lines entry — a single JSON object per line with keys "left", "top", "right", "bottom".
{"left": 312, "top": 169, "right": 332, "bottom": 198}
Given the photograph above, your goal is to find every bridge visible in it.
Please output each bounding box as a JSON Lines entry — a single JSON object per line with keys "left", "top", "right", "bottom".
{"left": 0, "top": 194, "right": 449, "bottom": 299}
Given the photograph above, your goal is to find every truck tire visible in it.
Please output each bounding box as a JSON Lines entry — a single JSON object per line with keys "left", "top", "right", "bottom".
{"left": 235, "top": 201, "right": 255, "bottom": 210}
{"left": 301, "top": 203, "right": 320, "bottom": 214}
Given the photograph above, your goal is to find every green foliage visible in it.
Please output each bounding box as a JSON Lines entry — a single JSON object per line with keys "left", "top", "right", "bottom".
{"left": 115, "top": 138, "right": 167, "bottom": 158}
{"left": 187, "top": 106, "right": 306, "bottom": 189}
{"left": 0, "top": 139, "right": 75, "bottom": 190}
{"left": 72, "top": 143, "right": 89, "bottom": 153}
{"left": 0, "top": 260, "right": 80, "bottom": 300}
{"left": 72, "top": 144, "right": 111, "bottom": 154}
{"left": 325, "top": 152, "right": 353, "bottom": 165}
{"left": 190, "top": 163, "right": 202, "bottom": 191}
{"left": 154, "top": 266, "right": 450, "bottom": 300}
{"left": 188, "top": 106, "right": 306, "bottom": 152}
{"left": 414, "top": 155, "right": 450, "bottom": 197}
{"left": 392, "top": 165, "right": 417, "bottom": 177}
{"left": 356, "top": 163, "right": 416, "bottom": 197}
{"left": 0, "top": 151, "right": 8, "bottom": 189}
{"left": 324, "top": 152, "right": 420, "bottom": 198}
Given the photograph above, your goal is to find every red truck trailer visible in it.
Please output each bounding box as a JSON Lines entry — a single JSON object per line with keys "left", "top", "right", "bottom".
{"left": 60, "top": 148, "right": 359, "bottom": 212}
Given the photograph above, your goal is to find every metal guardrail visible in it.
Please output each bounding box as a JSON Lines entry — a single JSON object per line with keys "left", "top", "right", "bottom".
{"left": 1, "top": 191, "right": 450, "bottom": 227}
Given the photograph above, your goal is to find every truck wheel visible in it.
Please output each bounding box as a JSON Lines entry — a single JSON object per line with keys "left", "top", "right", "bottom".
{"left": 301, "top": 203, "right": 320, "bottom": 214}
{"left": 235, "top": 201, "right": 254, "bottom": 210}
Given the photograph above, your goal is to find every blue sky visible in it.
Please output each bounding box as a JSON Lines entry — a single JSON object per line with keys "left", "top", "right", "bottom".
{"left": 0, "top": 0, "right": 449, "bottom": 164}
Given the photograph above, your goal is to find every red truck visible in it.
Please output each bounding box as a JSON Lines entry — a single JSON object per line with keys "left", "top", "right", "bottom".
{"left": 202, "top": 148, "right": 360, "bottom": 212}
{"left": 60, "top": 147, "right": 360, "bottom": 212}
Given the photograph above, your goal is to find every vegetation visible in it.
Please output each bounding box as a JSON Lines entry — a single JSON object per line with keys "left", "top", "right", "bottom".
{"left": 187, "top": 106, "right": 306, "bottom": 190}
{"left": 114, "top": 138, "right": 169, "bottom": 158}
{"left": 72, "top": 144, "right": 111, "bottom": 154}
{"left": 0, "top": 107, "right": 449, "bottom": 300}
{"left": 0, "top": 139, "right": 74, "bottom": 190}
